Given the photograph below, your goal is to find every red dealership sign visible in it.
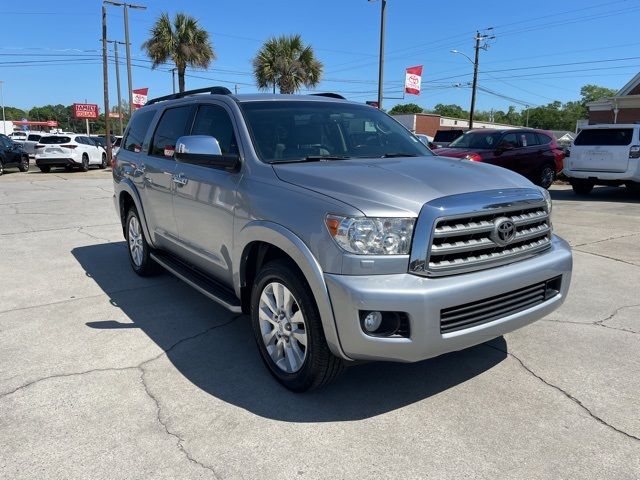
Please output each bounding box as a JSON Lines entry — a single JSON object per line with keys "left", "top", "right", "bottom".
{"left": 132, "top": 88, "right": 148, "bottom": 110}
{"left": 404, "top": 65, "right": 423, "bottom": 96}
{"left": 73, "top": 103, "right": 99, "bottom": 119}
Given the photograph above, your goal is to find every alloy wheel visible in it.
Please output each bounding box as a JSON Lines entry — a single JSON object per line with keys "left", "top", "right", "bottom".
{"left": 258, "top": 282, "right": 308, "bottom": 373}
{"left": 128, "top": 215, "right": 144, "bottom": 267}
{"left": 540, "top": 166, "right": 554, "bottom": 189}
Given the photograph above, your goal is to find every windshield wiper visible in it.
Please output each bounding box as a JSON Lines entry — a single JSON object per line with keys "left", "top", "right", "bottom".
{"left": 273, "top": 155, "right": 351, "bottom": 164}
{"left": 381, "top": 153, "right": 419, "bottom": 158}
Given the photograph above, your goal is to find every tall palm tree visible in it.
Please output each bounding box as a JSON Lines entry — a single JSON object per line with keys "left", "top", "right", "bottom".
{"left": 142, "top": 12, "right": 215, "bottom": 93}
{"left": 253, "top": 35, "right": 323, "bottom": 94}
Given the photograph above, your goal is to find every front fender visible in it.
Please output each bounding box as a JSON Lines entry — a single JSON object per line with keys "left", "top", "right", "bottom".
{"left": 234, "top": 220, "right": 350, "bottom": 361}
{"left": 115, "top": 178, "right": 155, "bottom": 249}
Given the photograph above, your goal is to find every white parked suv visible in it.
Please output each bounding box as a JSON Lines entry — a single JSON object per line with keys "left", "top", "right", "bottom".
{"left": 564, "top": 124, "right": 640, "bottom": 194}
{"left": 35, "top": 134, "right": 107, "bottom": 173}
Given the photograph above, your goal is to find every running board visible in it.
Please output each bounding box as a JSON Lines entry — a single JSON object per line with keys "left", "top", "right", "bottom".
{"left": 150, "top": 251, "right": 242, "bottom": 313}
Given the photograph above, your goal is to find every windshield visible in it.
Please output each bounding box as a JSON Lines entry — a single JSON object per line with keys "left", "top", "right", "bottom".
{"left": 574, "top": 128, "right": 633, "bottom": 146}
{"left": 240, "top": 101, "right": 433, "bottom": 163}
{"left": 448, "top": 131, "right": 503, "bottom": 149}
{"left": 433, "top": 130, "right": 463, "bottom": 142}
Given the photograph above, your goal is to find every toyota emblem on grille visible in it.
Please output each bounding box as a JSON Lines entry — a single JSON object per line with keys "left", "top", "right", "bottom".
{"left": 492, "top": 217, "right": 516, "bottom": 246}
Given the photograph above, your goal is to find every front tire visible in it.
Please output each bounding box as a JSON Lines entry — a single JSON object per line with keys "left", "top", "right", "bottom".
{"left": 571, "top": 178, "right": 594, "bottom": 195}
{"left": 18, "top": 156, "right": 29, "bottom": 172}
{"left": 250, "top": 259, "right": 344, "bottom": 392}
{"left": 125, "top": 208, "right": 160, "bottom": 276}
{"left": 38, "top": 165, "right": 50, "bottom": 173}
{"left": 625, "top": 181, "right": 640, "bottom": 193}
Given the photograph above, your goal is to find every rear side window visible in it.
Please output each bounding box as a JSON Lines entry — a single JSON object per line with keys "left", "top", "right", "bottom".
{"left": 190, "top": 105, "right": 238, "bottom": 154}
{"left": 123, "top": 109, "right": 156, "bottom": 153}
{"left": 150, "top": 106, "right": 192, "bottom": 158}
{"left": 574, "top": 128, "right": 633, "bottom": 146}
{"left": 537, "top": 133, "right": 552, "bottom": 145}
{"left": 501, "top": 133, "right": 519, "bottom": 148}
{"left": 520, "top": 132, "right": 539, "bottom": 147}
{"left": 41, "top": 136, "right": 71, "bottom": 144}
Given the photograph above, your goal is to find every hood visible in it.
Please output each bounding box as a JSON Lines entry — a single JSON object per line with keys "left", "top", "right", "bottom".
{"left": 272, "top": 156, "right": 536, "bottom": 217}
{"left": 435, "top": 148, "right": 485, "bottom": 158}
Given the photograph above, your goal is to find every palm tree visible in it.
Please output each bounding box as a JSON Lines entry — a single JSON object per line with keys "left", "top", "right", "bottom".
{"left": 253, "top": 35, "right": 323, "bottom": 94}
{"left": 142, "top": 13, "right": 215, "bottom": 93}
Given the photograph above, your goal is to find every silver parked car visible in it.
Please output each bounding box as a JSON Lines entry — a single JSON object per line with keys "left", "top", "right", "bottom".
{"left": 112, "top": 87, "right": 573, "bottom": 391}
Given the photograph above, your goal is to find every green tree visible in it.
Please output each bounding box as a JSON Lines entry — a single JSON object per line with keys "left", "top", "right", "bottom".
{"left": 142, "top": 12, "right": 216, "bottom": 93}
{"left": 431, "top": 103, "right": 468, "bottom": 118}
{"left": 253, "top": 35, "right": 323, "bottom": 94}
{"left": 388, "top": 103, "right": 423, "bottom": 115}
{"left": 580, "top": 84, "right": 617, "bottom": 105}
{"left": 2, "top": 106, "right": 26, "bottom": 120}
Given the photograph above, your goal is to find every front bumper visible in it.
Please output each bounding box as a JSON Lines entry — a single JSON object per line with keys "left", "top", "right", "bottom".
{"left": 325, "top": 235, "right": 572, "bottom": 363}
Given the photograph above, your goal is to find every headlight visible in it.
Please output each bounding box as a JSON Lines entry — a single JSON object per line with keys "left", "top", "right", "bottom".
{"left": 325, "top": 215, "right": 415, "bottom": 255}
{"left": 539, "top": 187, "right": 552, "bottom": 214}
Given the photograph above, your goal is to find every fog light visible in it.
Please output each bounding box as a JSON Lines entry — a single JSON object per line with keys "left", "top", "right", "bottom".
{"left": 363, "top": 311, "right": 383, "bottom": 332}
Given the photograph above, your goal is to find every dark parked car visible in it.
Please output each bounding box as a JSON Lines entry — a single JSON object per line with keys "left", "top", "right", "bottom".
{"left": 0, "top": 134, "right": 29, "bottom": 175}
{"left": 436, "top": 128, "right": 564, "bottom": 189}
{"left": 431, "top": 129, "right": 465, "bottom": 148}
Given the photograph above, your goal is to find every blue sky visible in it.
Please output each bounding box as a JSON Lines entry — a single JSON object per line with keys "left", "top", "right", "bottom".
{"left": 2, "top": 0, "right": 640, "bottom": 113}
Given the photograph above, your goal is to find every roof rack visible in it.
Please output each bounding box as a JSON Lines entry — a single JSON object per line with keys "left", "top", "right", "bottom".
{"left": 310, "top": 93, "right": 346, "bottom": 100}
{"left": 146, "top": 86, "right": 233, "bottom": 105}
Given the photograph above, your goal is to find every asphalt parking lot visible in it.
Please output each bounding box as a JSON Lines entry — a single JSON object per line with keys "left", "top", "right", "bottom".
{"left": 0, "top": 168, "right": 638, "bottom": 479}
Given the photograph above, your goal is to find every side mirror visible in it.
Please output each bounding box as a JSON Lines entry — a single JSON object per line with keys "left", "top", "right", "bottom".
{"left": 175, "top": 135, "right": 240, "bottom": 171}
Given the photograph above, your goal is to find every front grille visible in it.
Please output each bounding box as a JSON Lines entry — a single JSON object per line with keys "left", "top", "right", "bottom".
{"left": 427, "top": 204, "right": 551, "bottom": 276}
{"left": 440, "top": 276, "right": 562, "bottom": 334}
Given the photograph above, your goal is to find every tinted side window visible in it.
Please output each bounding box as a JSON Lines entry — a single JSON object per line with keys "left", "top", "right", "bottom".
{"left": 123, "top": 109, "right": 156, "bottom": 153}
{"left": 75, "top": 137, "right": 86, "bottom": 145}
{"left": 537, "top": 133, "right": 552, "bottom": 145}
{"left": 151, "top": 106, "right": 192, "bottom": 158}
{"left": 501, "top": 133, "right": 518, "bottom": 148}
{"left": 191, "top": 105, "right": 238, "bottom": 154}
{"left": 520, "top": 132, "right": 539, "bottom": 147}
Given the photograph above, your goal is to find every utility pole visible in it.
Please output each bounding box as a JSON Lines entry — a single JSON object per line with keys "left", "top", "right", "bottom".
{"left": 104, "top": 1, "right": 147, "bottom": 116}
{"left": 0, "top": 81, "right": 5, "bottom": 135}
{"left": 525, "top": 106, "right": 530, "bottom": 127}
{"left": 468, "top": 32, "right": 482, "bottom": 130}
{"left": 107, "top": 40, "right": 125, "bottom": 135}
{"left": 370, "top": 0, "right": 387, "bottom": 109}
{"left": 171, "top": 68, "right": 177, "bottom": 94}
{"left": 101, "top": 5, "right": 112, "bottom": 161}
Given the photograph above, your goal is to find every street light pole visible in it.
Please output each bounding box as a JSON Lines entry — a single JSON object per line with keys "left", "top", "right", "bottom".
{"left": 101, "top": 5, "right": 112, "bottom": 161}
{"left": 104, "top": 1, "right": 147, "bottom": 116}
{"left": 371, "top": 0, "right": 387, "bottom": 110}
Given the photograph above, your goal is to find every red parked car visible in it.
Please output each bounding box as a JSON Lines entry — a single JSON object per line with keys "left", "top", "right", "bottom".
{"left": 436, "top": 128, "right": 564, "bottom": 189}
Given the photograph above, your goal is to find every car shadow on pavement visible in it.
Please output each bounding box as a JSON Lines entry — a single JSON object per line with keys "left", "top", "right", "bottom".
{"left": 550, "top": 185, "right": 640, "bottom": 203}
{"left": 73, "top": 242, "right": 507, "bottom": 422}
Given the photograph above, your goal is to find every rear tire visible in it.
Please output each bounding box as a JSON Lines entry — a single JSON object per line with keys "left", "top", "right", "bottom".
{"left": 250, "top": 259, "right": 344, "bottom": 392}
{"left": 571, "top": 178, "right": 594, "bottom": 195}
{"left": 80, "top": 154, "right": 89, "bottom": 172}
{"left": 99, "top": 153, "right": 107, "bottom": 169}
{"left": 125, "top": 207, "right": 161, "bottom": 276}
{"left": 537, "top": 164, "right": 555, "bottom": 189}
{"left": 18, "top": 156, "right": 29, "bottom": 173}
{"left": 0, "top": 162, "right": 4, "bottom": 176}
{"left": 39, "top": 165, "right": 50, "bottom": 173}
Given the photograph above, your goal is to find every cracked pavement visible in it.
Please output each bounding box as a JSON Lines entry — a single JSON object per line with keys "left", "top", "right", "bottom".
{"left": 0, "top": 171, "right": 638, "bottom": 479}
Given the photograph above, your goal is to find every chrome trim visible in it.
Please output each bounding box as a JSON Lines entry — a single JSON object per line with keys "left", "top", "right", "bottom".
{"left": 409, "top": 188, "right": 551, "bottom": 277}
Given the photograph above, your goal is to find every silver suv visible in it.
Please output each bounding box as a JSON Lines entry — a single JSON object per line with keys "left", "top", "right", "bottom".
{"left": 112, "top": 87, "right": 573, "bottom": 391}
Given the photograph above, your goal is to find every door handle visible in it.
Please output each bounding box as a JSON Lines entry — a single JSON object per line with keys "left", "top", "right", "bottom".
{"left": 172, "top": 173, "right": 188, "bottom": 186}
{"left": 133, "top": 165, "right": 146, "bottom": 175}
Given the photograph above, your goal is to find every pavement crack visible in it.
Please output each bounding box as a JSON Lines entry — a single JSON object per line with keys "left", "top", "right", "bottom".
{"left": 573, "top": 248, "right": 639, "bottom": 268}
{"left": 0, "top": 367, "right": 138, "bottom": 399}
{"left": 572, "top": 231, "right": 640, "bottom": 248}
{"left": 484, "top": 343, "right": 640, "bottom": 442}
{"left": 77, "top": 226, "right": 113, "bottom": 243}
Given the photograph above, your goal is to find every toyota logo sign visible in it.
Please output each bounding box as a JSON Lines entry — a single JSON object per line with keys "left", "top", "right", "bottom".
{"left": 492, "top": 217, "right": 517, "bottom": 246}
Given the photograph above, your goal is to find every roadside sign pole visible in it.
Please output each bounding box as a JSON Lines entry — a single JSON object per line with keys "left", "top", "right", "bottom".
{"left": 0, "top": 81, "right": 5, "bottom": 135}
{"left": 101, "top": 5, "right": 112, "bottom": 162}
{"left": 86, "top": 118, "right": 90, "bottom": 135}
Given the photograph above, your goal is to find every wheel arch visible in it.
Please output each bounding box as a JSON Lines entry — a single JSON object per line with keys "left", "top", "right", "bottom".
{"left": 116, "top": 180, "right": 155, "bottom": 247}
{"left": 234, "top": 221, "right": 350, "bottom": 361}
